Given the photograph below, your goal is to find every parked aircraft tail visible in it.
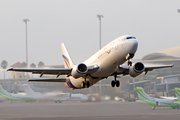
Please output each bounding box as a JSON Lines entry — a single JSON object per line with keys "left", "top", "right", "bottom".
{"left": 0, "top": 85, "right": 20, "bottom": 101}
{"left": 23, "top": 84, "right": 37, "bottom": 95}
{"left": 61, "top": 43, "right": 74, "bottom": 68}
{"left": 0, "top": 85, "right": 11, "bottom": 96}
{"left": 136, "top": 87, "right": 152, "bottom": 100}
{"left": 174, "top": 88, "right": 180, "bottom": 102}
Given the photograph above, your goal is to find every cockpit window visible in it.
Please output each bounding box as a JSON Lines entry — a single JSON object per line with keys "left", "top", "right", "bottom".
{"left": 126, "top": 37, "right": 136, "bottom": 39}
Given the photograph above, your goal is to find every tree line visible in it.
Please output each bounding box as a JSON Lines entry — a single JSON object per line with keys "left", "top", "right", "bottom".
{"left": 1, "top": 60, "right": 45, "bottom": 79}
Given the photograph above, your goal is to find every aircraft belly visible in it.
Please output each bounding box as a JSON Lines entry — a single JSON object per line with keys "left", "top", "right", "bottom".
{"left": 92, "top": 52, "right": 126, "bottom": 77}
{"left": 65, "top": 76, "right": 101, "bottom": 89}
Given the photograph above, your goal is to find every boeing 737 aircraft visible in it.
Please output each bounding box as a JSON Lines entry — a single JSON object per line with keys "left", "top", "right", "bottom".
{"left": 136, "top": 87, "right": 180, "bottom": 110}
{"left": 8, "top": 35, "right": 173, "bottom": 90}
{"left": 23, "top": 84, "right": 88, "bottom": 102}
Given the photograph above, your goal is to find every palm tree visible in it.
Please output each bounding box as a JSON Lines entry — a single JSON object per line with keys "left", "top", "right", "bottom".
{"left": 30, "top": 63, "right": 36, "bottom": 78}
{"left": 21, "top": 62, "right": 27, "bottom": 68}
{"left": 1, "top": 60, "right": 8, "bottom": 79}
{"left": 30, "top": 63, "right": 36, "bottom": 68}
{"left": 38, "top": 61, "right": 44, "bottom": 68}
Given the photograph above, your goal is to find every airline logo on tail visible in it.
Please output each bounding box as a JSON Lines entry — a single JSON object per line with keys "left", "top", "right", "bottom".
{"left": 136, "top": 87, "right": 151, "bottom": 100}
{"left": 62, "top": 55, "right": 71, "bottom": 68}
{"left": 61, "top": 43, "right": 74, "bottom": 68}
{"left": 174, "top": 88, "right": 180, "bottom": 102}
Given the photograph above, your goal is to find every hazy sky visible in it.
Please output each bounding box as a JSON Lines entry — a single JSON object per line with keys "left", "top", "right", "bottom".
{"left": 0, "top": 0, "right": 180, "bottom": 68}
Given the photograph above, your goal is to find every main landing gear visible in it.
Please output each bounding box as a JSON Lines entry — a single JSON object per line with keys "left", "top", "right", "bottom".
{"left": 111, "top": 74, "right": 120, "bottom": 87}
{"left": 82, "top": 75, "right": 90, "bottom": 88}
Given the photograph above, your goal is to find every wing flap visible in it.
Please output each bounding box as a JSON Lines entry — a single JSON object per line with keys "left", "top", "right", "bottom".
{"left": 7, "top": 65, "right": 99, "bottom": 76}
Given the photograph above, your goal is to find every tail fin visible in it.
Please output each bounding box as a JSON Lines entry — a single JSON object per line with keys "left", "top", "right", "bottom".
{"left": 0, "top": 85, "right": 10, "bottom": 96}
{"left": 61, "top": 43, "right": 74, "bottom": 68}
{"left": 174, "top": 88, "right": 180, "bottom": 102}
{"left": 136, "top": 87, "right": 152, "bottom": 101}
{"left": 23, "top": 84, "right": 36, "bottom": 95}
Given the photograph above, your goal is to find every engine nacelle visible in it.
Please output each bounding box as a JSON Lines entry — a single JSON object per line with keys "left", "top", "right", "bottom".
{"left": 129, "top": 62, "right": 145, "bottom": 77}
{"left": 71, "top": 63, "right": 88, "bottom": 78}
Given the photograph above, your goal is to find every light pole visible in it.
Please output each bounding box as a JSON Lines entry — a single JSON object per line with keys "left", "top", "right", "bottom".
{"left": 97, "top": 14, "right": 103, "bottom": 96}
{"left": 177, "top": 9, "right": 180, "bottom": 13}
{"left": 97, "top": 14, "right": 103, "bottom": 50}
{"left": 23, "top": 19, "right": 29, "bottom": 69}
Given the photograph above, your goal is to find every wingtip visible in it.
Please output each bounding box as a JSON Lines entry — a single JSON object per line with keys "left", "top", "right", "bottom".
{"left": 7, "top": 67, "right": 13, "bottom": 71}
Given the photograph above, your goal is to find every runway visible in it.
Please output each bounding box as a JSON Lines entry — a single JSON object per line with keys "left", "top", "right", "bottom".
{"left": 0, "top": 101, "right": 180, "bottom": 120}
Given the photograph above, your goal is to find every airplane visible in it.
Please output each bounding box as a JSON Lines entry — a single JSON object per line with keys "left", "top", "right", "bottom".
{"left": 23, "top": 84, "right": 88, "bottom": 102}
{"left": 0, "top": 85, "right": 35, "bottom": 102}
{"left": 136, "top": 87, "right": 180, "bottom": 110}
{"left": 8, "top": 35, "right": 173, "bottom": 90}
{"left": 174, "top": 88, "right": 180, "bottom": 102}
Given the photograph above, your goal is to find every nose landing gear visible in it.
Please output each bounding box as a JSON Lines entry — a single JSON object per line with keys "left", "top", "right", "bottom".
{"left": 126, "top": 53, "right": 134, "bottom": 66}
{"left": 127, "top": 60, "right": 132, "bottom": 66}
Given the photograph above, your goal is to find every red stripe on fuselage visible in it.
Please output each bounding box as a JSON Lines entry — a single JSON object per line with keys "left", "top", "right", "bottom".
{"left": 66, "top": 78, "right": 72, "bottom": 88}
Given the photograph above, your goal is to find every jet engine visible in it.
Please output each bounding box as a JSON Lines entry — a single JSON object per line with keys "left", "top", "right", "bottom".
{"left": 129, "top": 62, "right": 145, "bottom": 77}
{"left": 71, "top": 63, "right": 88, "bottom": 78}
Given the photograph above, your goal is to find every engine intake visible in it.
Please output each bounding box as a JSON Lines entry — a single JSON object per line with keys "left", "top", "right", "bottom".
{"left": 71, "top": 63, "right": 88, "bottom": 78}
{"left": 133, "top": 62, "right": 144, "bottom": 73}
{"left": 129, "top": 62, "right": 145, "bottom": 77}
{"left": 77, "top": 63, "right": 88, "bottom": 74}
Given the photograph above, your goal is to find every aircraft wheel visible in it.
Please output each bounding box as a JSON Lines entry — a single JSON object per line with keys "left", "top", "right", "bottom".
{"left": 82, "top": 81, "right": 86, "bottom": 88}
{"left": 111, "top": 81, "right": 115, "bottom": 87}
{"left": 128, "top": 61, "right": 132, "bottom": 66}
{"left": 116, "top": 80, "right": 120, "bottom": 87}
{"left": 86, "top": 81, "right": 90, "bottom": 88}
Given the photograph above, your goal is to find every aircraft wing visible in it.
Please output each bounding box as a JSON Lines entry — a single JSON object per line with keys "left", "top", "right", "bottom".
{"left": 143, "top": 64, "right": 174, "bottom": 71}
{"left": 7, "top": 68, "right": 72, "bottom": 77}
{"left": 28, "top": 78, "right": 66, "bottom": 82}
{"left": 117, "top": 64, "right": 173, "bottom": 75}
{"left": 7, "top": 65, "right": 99, "bottom": 77}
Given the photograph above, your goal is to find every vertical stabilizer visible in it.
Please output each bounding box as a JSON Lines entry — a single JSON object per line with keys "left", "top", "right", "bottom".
{"left": 23, "top": 84, "right": 36, "bottom": 95}
{"left": 174, "top": 88, "right": 180, "bottom": 102}
{"left": 61, "top": 43, "right": 74, "bottom": 68}
{"left": 136, "top": 87, "right": 152, "bottom": 101}
{"left": 0, "top": 85, "right": 10, "bottom": 95}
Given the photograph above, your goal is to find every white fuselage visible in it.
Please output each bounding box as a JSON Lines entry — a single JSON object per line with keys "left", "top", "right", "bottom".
{"left": 65, "top": 35, "right": 138, "bottom": 89}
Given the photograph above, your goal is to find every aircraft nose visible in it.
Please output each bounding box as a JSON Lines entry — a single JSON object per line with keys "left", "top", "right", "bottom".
{"left": 124, "top": 39, "right": 138, "bottom": 53}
